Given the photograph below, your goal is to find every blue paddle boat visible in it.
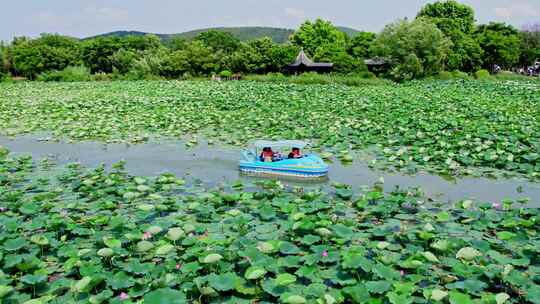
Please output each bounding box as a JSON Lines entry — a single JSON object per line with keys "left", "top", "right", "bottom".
{"left": 239, "top": 140, "right": 329, "bottom": 178}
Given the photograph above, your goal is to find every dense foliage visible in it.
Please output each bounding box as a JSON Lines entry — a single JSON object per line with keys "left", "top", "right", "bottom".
{"left": 0, "top": 80, "right": 538, "bottom": 179}
{"left": 519, "top": 23, "right": 540, "bottom": 68}
{"left": 371, "top": 19, "right": 451, "bottom": 81}
{"left": 417, "top": 0, "right": 483, "bottom": 72}
{"left": 476, "top": 23, "right": 522, "bottom": 71}
{"left": 11, "top": 35, "right": 82, "bottom": 79}
{"left": 1, "top": 1, "right": 537, "bottom": 81}
{"left": 0, "top": 147, "right": 539, "bottom": 303}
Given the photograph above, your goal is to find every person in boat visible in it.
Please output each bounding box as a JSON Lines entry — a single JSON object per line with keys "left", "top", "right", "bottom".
{"left": 288, "top": 147, "right": 302, "bottom": 159}
{"left": 260, "top": 147, "right": 274, "bottom": 162}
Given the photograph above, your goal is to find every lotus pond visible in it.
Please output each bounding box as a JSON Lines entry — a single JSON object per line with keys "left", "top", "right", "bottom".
{"left": 1, "top": 135, "right": 539, "bottom": 205}
{"left": 0, "top": 80, "right": 539, "bottom": 180}
{"left": 1, "top": 146, "right": 540, "bottom": 304}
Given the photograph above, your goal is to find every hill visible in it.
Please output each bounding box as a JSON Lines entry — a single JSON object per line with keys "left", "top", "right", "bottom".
{"left": 87, "top": 26, "right": 360, "bottom": 43}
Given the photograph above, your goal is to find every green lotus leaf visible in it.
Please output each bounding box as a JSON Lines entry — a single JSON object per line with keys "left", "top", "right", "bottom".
{"left": 256, "top": 242, "right": 275, "bottom": 253}
{"left": 136, "top": 240, "right": 154, "bottom": 252}
{"left": 103, "top": 238, "right": 121, "bottom": 249}
{"left": 137, "top": 185, "right": 151, "bottom": 192}
{"left": 155, "top": 244, "right": 175, "bottom": 255}
{"left": 495, "top": 292, "right": 510, "bottom": 304}
{"left": 244, "top": 266, "right": 267, "bottom": 280}
{"left": 166, "top": 227, "right": 185, "bottom": 241}
{"left": 73, "top": 276, "right": 92, "bottom": 293}
{"left": 97, "top": 248, "right": 114, "bottom": 257}
{"left": 3, "top": 238, "right": 28, "bottom": 251}
{"left": 21, "top": 274, "right": 47, "bottom": 285}
{"left": 30, "top": 235, "right": 49, "bottom": 246}
{"left": 422, "top": 251, "right": 440, "bottom": 263}
{"left": 201, "top": 253, "right": 223, "bottom": 263}
{"left": 315, "top": 228, "right": 332, "bottom": 237}
{"left": 89, "top": 290, "right": 113, "bottom": 304}
{"left": 143, "top": 288, "right": 187, "bottom": 304}
{"left": 456, "top": 247, "right": 482, "bottom": 260}
{"left": 134, "top": 177, "right": 146, "bottom": 185}
{"left": 496, "top": 231, "right": 516, "bottom": 240}
{"left": 138, "top": 204, "right": 155, "bottom": 212}
{"left": 431, "top": 289, "right": 448, "bottom": 301}
{"left": 208, "top": 273, "right": 239, "bottom": 291}
{"left": 365, "top": 281, "right": 391, "bottom": 294}
{"left": 275, "top": 273, "right": 296, "bottom": 286}
{"left": 0, "top": 285, "right": 14, "bottom": 298}
{"left": 449, "top": 290, "right": 473, "bottom": 304}
{"left": 147, "top": 226, "right": 163, "bottom": 234}
{"left": 283, "top": 295, "right": 307, "bottom": 304}
{"left": 123, "top": 192, "right": 138, "bottom": 200}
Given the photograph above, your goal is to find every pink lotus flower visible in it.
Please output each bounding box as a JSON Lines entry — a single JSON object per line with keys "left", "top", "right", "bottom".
{"left": 176, "top": 263, "right": 181, "bottom": 270}
{"left": 492, "top": 203, "right": 502, "bottom": 210}
{"left": 400, "top": 270, "right": 406, "bottom": 276}
{"left": 142, "top": 232, "right": 152, "bottom": 240}
{"left": 119, "top": 292, "right": 129, "bottom": 300}
{"left": 322, "top": 250, "right": 328, "bottom": 257}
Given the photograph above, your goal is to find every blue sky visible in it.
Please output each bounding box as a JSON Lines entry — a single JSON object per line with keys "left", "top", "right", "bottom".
{"left": 2, "top": 0, "right": 539, "bottom": 41}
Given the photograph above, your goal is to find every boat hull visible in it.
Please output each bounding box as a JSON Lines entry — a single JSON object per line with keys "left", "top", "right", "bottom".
{"left": 239, "top": 154, "right": 329, "bottom": 178}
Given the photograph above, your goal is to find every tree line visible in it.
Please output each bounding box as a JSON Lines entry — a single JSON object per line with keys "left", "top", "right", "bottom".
{"left": 0, "top": 0, "right": 539, "bottom": 82}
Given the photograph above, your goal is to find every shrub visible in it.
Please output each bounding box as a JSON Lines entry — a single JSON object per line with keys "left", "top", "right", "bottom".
{"left": 219, "top": 70, "right": 233, "bottom": 78}
{"left": 437, "top": 71, "right": 453, "bottom": 80}
{"left": 474, "top": 69, "right": 491, "bottom": 80}
{"left": 452, "top": 70, "right": 470, "bottom": 79}
{"left": 0, "top": 74, "right": 13, "bottom": 82}
{"left": 91, "top": 72, "right": 114, "bottom": 81}
{"left": 126, "top": 56, "right": 162, "bottom": 80}
{"left": 37, "top": 66, "right": 91, "bottom": 82}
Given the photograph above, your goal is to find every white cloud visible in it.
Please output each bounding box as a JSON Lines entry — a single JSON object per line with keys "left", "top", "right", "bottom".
{"left": 83, "top": 6, "right": 130, "bottom": 23}
{"left": 494, "top": 2, "right": 540, "bottom": 19}
{"left": 285, "top": 7, "right": 306, "bottom": 20}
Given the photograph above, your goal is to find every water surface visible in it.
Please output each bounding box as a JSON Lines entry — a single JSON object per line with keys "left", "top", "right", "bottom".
{"left": 1, "top": 135, "right": 539, "bottom": 205}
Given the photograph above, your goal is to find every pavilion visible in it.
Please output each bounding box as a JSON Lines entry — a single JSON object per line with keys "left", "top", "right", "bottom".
{"left": 287, "top": 49, "right": 333, "bottom": 74}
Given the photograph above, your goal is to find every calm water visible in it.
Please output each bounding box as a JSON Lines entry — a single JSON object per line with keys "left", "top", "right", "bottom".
{"left": 1, "top": 135, "right": 539, "bottom": 205}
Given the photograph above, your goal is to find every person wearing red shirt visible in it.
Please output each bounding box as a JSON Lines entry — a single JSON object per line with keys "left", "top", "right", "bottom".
{"left": 288, "top": 147, "right": 302, "bottom": 159}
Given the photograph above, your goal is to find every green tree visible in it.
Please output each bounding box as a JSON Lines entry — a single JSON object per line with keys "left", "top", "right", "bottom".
{"left": 82, "top": 35, "right": 162, "bottom": 74}
{"left": 160, "top": 49, "right": 189, "bottom": 78}
{"left": 82, "top": 37, "right": 123, "bottom": 73}
{"left": 372, "top": 18, "right": 451, "bottom": 81}
{"left": 167, "top": 37, "right": 188, "bottom": 51}
{"left": 347, "top": 32, "right": 376, "bottom": 58}
{"left": 519, "top": 23, "right": 540, "bottom": 68}
{"left": 110, "top": 49, "right": 138, "bottom": 74}
{"left": 245, "top": 37, "right": 297, "bottom": 73}
{"left": 223, "top": 43, "right": 259, "bottom": 74}
{"left": 417, "top": 0, "right": 482, "bottom": 72}
{"left": 290, "top": 19, "right": 347, "bottom": 58}
{"left": 122, "top": 34, "right": 161, "bottom": 51}
{"left": 195, "top": 30, "right": 240, "bottom": 54}
{"left": 11, "top": 34, "right": 81, "bottom": 79}
{"left": 445, "top": 32, "right": 483, "bottom": 72}
{"left": 0, "top": 42, "right": 9, "bottom": 79}
{"left": 417, "top": 0, "right": 475, "bottom": 34}
{"left": 476, "top": 22, "right": 521, "bottom": 70}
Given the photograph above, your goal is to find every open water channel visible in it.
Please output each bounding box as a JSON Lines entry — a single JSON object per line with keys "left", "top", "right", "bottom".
{"left": 1, "top": 134, "right": 539, "bottom": 205}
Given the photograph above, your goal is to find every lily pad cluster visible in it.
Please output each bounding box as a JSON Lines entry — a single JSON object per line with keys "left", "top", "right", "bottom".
{"left": 1, "top": 150, "right": 540, "bottom": 303}
{"left": 0, "top": 80, "right": 539, "bottom": 179}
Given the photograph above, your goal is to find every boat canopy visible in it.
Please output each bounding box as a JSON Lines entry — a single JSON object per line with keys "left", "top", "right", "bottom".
{"left": 253, "top": 140, "right": 307, "bottom": 149}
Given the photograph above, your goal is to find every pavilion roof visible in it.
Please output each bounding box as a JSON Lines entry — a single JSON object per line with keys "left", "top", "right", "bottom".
{"left": 289, "top": 49, "right": 333, "bottom": 67}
